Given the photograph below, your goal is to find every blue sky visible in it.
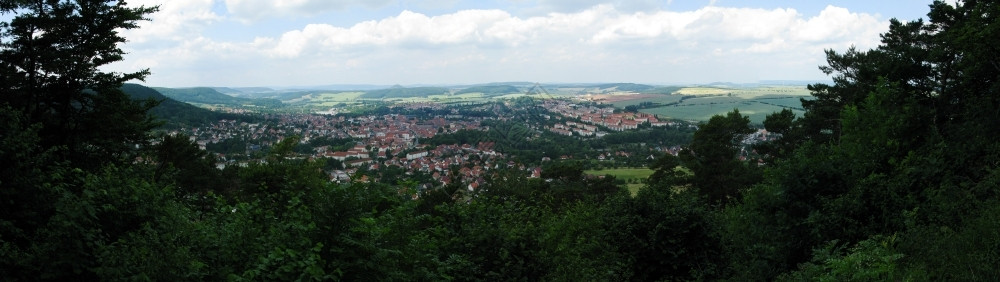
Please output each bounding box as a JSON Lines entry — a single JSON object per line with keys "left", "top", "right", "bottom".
{"left": 106, "top": 0, "right": 938, "bottom": 87}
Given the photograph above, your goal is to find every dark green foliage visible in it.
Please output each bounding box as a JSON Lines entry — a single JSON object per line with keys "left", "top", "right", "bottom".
{"left": 205, "top": 137, "right": 249, "bottom": 156}
{"left": 455, "top": 85, "right": 521, "bottom": 96}
{"left": 754, "top": 108, "right": 798, "bottom": 161}
{"left": 595, "top": 83, "right": 655, "bottom": 92}
{"left": 605, "top": 187, "right": 724, "bottom": 280}
{"left": 723, "top": 1, "right": 1000, "bottom": 279}
{"left": 1, "top": 165, "right": 207, "bottom": 280}
{"left": 593, "top": 125, "right": 695, "bottom": 148}
{"left": 151, "top": 133, "right": 224, "bottom": 206}
{"left": 679, "top": 109, "right": 761, "bottom": 205}
{"left": 361, "top": 86, "right": 450, "bottom": 98}
{"left": 154, "top": 87, "right": 282, "bottom": 108}
{"left": 426, "top": 120, "right": 593, "bottom": 162}
{"left": 6, "top": 0, "right": 1000, "bottom": 280}
{"left": 123, "top": 84, "right": 249, "bottom": 128}
{"left": 293, "top": 135, "right": 357, "bottom": 154}
{"left": 0, "top": 0, "right": 159, "bottom": 167}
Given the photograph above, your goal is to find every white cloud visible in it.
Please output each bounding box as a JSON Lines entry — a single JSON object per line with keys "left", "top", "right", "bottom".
{"left": 122, "top": 0, "right": 220, "bottom": 43}
{"left": 259, "top": 5, "right": 885, "bottom": 58}
{"left": 257, "top": 9, "right": 520, "bottom": 58}
{"left": 224, "top": 0, "right": 394, "bottom": 22}
{"left": 109, "top": 2, "right": 894, "bottom": 86}
{"left": 791, "top": 5, "right": 883, "bottom": 43}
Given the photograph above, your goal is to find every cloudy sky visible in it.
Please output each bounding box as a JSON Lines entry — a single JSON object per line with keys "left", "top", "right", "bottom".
{"left": 105, "top": 0, "right": 936, "bottom": 87}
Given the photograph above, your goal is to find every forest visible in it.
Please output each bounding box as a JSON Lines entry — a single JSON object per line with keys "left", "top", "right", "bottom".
{"left": 2, "top": 0, "right": 999, "bottom": 280}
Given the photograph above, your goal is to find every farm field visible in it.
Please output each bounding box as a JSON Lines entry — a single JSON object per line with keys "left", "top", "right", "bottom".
{"left": 231, "top": 84, "right": 815, "bottom": 120}
{"left": 674, "top": 87, "right": 732, "bottom": 95}
{"left": 639, "top": 98, "right": 807, "bottom": 123}
{"left": 607, "top": 94, "right": 684, "bottom": 107}
{"left": 605, "top": 86, "right": 815, "bottom": 123}
{"left": 295, "top": 92, "right": 367, "bottom": 107}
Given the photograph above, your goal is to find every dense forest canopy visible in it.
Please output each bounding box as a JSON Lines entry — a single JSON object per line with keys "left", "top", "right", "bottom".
{"left": 360, "top": 86, "right": 451, "bottom": 98}
{"left": 454, "top": 85, "right": 522, "bottom": 95}
{"left": 154, "top": 87, "right": 283, "bottom": 108}
{"left": 2, "top": 0, "right": 999, "bottom": 280}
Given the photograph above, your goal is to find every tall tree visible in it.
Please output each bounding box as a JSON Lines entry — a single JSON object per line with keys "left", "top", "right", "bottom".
{"left": 1, "top": 1, "right": 160, "bottom": 279}
{"left": 0, "top": 0, "right": 159, "bottom": 166}
{"left": 679, "top": 109, "right": 760, "bottom": 204}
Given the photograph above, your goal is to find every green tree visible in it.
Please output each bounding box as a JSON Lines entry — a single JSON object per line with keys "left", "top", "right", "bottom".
{"left": 724, "top": 1, "right": 1000, "bottom": 279}
{"left": 150, "top": 133, "right": 226, "bottom": 210}
{"left": 680, "top": 109, "right": 760, "bottom": 205}
{"left": 1, "top": 0, "right": 159, "bottom": 167}
{"left": 1, "top": 1, "right": 161, "bottom": 279}
{"left": 754, "top": 108, "right": 798, "bottom": 161}
{"left": 604, "top": 187, "right": 724, "bottom": 280}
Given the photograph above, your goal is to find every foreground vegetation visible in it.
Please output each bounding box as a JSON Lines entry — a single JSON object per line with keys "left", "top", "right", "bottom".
{"left": 3, "top": 0, "right": 1000, "bottom": 280}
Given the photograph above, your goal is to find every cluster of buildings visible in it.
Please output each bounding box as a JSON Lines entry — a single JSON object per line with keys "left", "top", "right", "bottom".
{"left": 547, "top": 121, "right": 605, "bottom": 137}
{"left": 175, "top": 104, "right": 541, "bottom": 189}
{"left": 173, "top": 99, "right": 706, "bottom": 190}
{"left": 542, "top": 100, "right": 676, "bottom": 132}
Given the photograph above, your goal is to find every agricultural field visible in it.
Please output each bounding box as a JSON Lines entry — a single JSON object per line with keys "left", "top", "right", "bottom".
{"left": 641, "top": 101, "right": 805, "bottom": 123}
{"left": 607, "top": 94, "right": 684, "bottom": 107}
{"left": 726, "top": 86, "right": 812, "bottom": 97}
{"left": 674, "top": 87, "right": 732, "bottom": 95}
{"left": 386, "top": 92, "right": 488, "bottom": 103}
{"left": 311, "top": 92, "right": 365, "bottom": 107}
{"left": 221, "top": 84, "right": 815, "bottom": 119}
{"left": 616, "top": 86, "right": 814, "bottom": 123}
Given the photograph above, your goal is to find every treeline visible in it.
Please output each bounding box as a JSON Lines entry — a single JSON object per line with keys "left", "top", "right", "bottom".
{"left": 154, "top": 87, "right": 283, "bottom": 108}
{"left": 3, "top": 1, "right": 1000, "bottom": 281}
{"left": 425, "top": 120, "right": 596, "bottom": 162}
{"left": 360, "top": 86, "right": 450, "bottom": 99}
{"left": 123, "top": 84, "right": 262, "bottom": 129}
{"left": 454, "top": 85, "right": 521, "bottom": 96}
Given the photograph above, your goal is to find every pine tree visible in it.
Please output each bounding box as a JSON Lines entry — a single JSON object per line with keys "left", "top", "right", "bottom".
{"left": 1, "top": 0, "right": 159, "bottom": 167}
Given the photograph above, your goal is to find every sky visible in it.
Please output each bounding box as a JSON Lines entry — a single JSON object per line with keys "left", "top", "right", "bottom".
{"left": 104, "top": 0, "right": 939, "bottom": 87}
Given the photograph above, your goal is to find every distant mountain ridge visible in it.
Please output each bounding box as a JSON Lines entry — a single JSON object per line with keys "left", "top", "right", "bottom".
{"left": 154, "top": 87, "right": 282, "bottom": 107}
{"left": 454, "top": 85, "right": 522, "bottom": 96}
{"left": 122, "top": 84, "right": 245, "bottom": 128}
{"left": 360, "top": 86, "right": 451, "bottom": 99}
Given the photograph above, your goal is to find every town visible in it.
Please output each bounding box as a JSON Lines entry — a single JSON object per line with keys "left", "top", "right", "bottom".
{"left": 165, "top": 97, "right": 778, "bottom": 193}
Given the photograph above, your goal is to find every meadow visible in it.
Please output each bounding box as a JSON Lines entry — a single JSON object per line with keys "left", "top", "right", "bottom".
{"left": 622, "top": 86, "right": 813, "bottom": 123}
{"left": 584, "top": 168, "right": 655, "bottom": 195}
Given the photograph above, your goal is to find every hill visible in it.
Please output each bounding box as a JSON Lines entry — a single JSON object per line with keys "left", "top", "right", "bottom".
{"left": 360, "top": 86, "right": 450, "bottom": 99}
{"left": 122, "top": 84, "right": 242, "bottom": 128}
{"left": 594, "top": 83, "right": 655, "bottom": 92}
{"left": 640, "top": 86, "right": 683, "bottom": 94}
{"left": 154, "top": 87, "right": 282, "bottom": 107}
{"left": 455, "top": 85, "right": 521, "bottom": 96}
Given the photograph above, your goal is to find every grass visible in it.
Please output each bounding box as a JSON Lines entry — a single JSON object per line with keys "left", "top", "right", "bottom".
{"left": 641, "top": 102, "right": 806, "bottom": 123}
{"left": 609, "top": 94, "right": 685, "bottom": 108}
{"left": 585, "top": 167, "right": 654, "bottom": 196}
{"left": 632, "top": 89, "right": 811, "bottom": 123}
{"left": 626, "top": 184, "right": 644, "bottom": 196}
{"left": 675, "top": 87, "right": 734, "bottom": 95}
{"left": 316, "top": 92, "right": 365, "bottom": 102}
{"left": 584, "top": 167, "right": 655, "bottom": 179}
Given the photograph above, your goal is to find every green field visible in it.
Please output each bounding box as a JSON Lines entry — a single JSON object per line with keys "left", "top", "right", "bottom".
{"left": 601, "top": 86, "right": 814, "bottom": 123}
{"left": 640, "top": 100, "right": 806, "bottom": 123}
{"left": 584, "top": 167, "right": 654, "bottom": 179}
{"left": 585, "top": 168, "right": 654, "bottom": 196}
{"left": 609, "top": 95, "right": 685, "bottom": 108}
